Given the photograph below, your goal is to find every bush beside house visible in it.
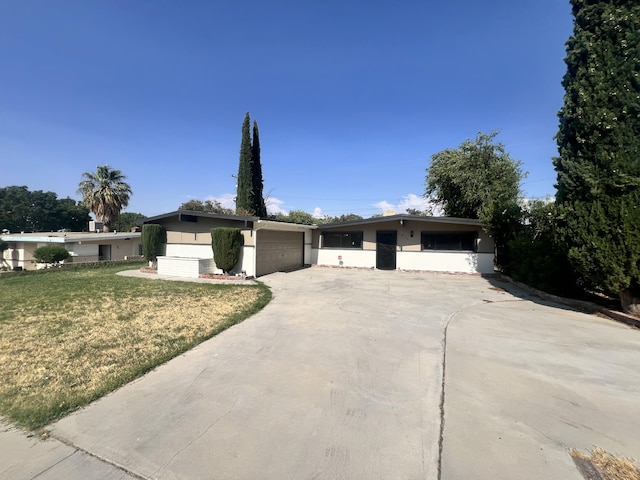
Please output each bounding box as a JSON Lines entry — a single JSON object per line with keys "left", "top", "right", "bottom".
{"left": 211, "top": 228, "right": 243, "bottom": 274}
{"left": 142, "top": 224, "right": 166, "bottom": 267}
{"left": 32, "top": 245, "right": 70, "bottom": 266}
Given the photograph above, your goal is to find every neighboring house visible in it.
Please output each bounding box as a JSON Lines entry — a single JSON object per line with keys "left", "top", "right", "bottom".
{"left": 143, "top": 211, "right": 495, "bottom": 278}
{"left": 311, "top": 214, "right": 495, "bottom": 275}
{"left": 0, "top": 231, "right": 142, "bottom": 271}
{"left": 142, "top": 211, "right": 315, "bottom": 278}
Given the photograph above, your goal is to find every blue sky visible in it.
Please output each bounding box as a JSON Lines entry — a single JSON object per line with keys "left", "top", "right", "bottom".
{"left": 0, "top": 0, "right": 573, "bottom": 218}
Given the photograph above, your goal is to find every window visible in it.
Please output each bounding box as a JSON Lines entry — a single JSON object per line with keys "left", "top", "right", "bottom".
{"left": 179, "top": 213, "right": 198, "bottom": 223}
{"left": 421, "top": 232, "right": 476, "bottom": 251}
{"left": 322, "top": 232, "right": 363, "bottom": 249}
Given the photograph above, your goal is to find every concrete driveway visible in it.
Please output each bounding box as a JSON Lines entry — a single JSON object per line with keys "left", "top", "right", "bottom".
{"left": 3, "top": 268, "right": 640, "bottom": 479}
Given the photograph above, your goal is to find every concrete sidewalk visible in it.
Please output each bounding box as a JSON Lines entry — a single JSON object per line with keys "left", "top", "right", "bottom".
{"left": 2, "top": 268, "right": 639, "bottom": 479}
{"left": 0, "top": 420, "right": 135, "bottom": 479}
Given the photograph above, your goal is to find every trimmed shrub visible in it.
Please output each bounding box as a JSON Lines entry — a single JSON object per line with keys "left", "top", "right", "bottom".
{"left": 33, "top": 245, "right": 70, "bottom": 264}
{"left": 142, "top": 224, "right": 166, "bottom": 263}
{"left": 0, "top": 240, "right": 8, "bottom": 253}
{"left": 211, "top": 228, "right": 243, "bottom": 274}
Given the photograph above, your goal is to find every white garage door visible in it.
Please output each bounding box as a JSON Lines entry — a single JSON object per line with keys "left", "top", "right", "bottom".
{"left": 256, "top": 230, "right": 304, "bottom": 277}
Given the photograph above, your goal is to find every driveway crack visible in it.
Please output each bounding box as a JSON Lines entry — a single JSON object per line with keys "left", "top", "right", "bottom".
{"left": 437, "top": 309, "right": 458, "bottom": 480}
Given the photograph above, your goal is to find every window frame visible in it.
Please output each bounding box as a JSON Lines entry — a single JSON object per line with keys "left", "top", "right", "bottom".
{"left": 421, "top": 231, "right": 478, "bottom": 252}
{"left": 321, "top": 231, "right": 364, "bottom": 249}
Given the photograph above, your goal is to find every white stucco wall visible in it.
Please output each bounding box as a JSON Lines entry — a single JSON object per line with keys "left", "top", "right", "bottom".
{"left": 240, "top": 246, "right": 255, "bottom": 277}
{"left": 165, "top": 244, "right": 212, "bottom": 258}
{"left": 163, "top": 243, "right": 256, "bottom": 277}
{"left": 157, "top": 256, "right": 218, "bottom": 277}
{"left": 312, "top": 248, "right": 494, "bottom": 274}
{"left": 396, "top": 251, "right": 494, "bottom": 274}
{"left": 312, "top": 249, "right": 377, "bottom": 269}
{"left": 304, "top": 230, "right": 313, "bottom": 265}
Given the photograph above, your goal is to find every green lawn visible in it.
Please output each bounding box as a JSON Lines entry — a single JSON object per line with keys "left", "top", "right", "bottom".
{"left": 0, "top": 263, "right": 271, "bottom": 430}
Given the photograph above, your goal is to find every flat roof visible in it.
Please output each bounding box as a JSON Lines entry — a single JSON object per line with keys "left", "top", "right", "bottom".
{"left": 1, "top": 232, "right": 141, "bottom": 243}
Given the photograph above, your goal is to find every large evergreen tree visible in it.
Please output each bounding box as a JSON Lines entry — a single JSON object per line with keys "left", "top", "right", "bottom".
{"left": 251, "top": 120, "right": 268, "bottom": 217}
{"left": 554, "top": 0, "right": 640, "bottom": 313}
{"left": 235, "top": 113, "right": 268, "bottom": 217}
{"left": 235, "top": 113, "right": 254, "bottom": 214}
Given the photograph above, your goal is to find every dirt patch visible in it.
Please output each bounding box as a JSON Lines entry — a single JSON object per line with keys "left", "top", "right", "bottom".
{"left": 571, "top": 448, "right": 640, "bottom": 480}
{"left": 199, "top": 273, "right": 254, "bottom": 280}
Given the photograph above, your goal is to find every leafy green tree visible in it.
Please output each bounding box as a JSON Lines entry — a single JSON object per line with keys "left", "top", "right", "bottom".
{"left": 78, "top": 165, "right": 132, "bottom": 231}
{"left": 56, "top": 197, "right": 92, "bottom": 231}
{"left": 404, "top": 208, "right": 432, "bottom": 217}
{"left": 142, "top": 224, "right": 166, "bottom": 264}
{"left": 553, "top": 0, "right": 640, "bottom": 313}
{"left": 426, "top": 132, "right": 525, "bottom": 220}
{"left": 178, "top": 199, "right": 234, "bottom": 215}
{"left": 32, "top": 245, "right": 70, "bottom": 265}
{"left": 211, "top": 228, "right": 243, "bottom": 274}
{"left": 112, "top": 212, "right": 146, "bottom": 232}
{"left": 425, "top": 131, "right": 526, "bottom": 267}
{"left": 324, "top": 213, "right": 364, "bottom": 223}
{"left": 270, "top": 210, "right": 317, "bottom": 225}
{"left": 507, "top": 200, "right": 578, "bottom": 295}
{"left": 0, "top": 186, "right": 90, "bottom": 232}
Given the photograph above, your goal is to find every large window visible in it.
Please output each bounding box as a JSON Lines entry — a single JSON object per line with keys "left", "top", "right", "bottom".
{"left": 322, "top": 232, "right": 363, "bottom": 249}
{"left": 421, "top": 232, "right": 477, "bottom": 251}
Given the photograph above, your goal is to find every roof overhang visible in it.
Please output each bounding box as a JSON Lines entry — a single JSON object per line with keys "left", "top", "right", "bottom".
{"left": 141, "top": 210, "right": 258, "bottom": 224}
{"left": 254, "top": 220, "right": 317, "bottom": 232}
{"left": 317, "top": 214, "right": 483, "bottom": 230}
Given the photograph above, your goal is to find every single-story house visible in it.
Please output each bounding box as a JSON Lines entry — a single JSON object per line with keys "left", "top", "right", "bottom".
{"left": 0, "top": 230, "right": 142, "bottom": 271}
{"left": 311, "top": 214, "right": 495, "bottom": 274}
{"left": 141, "top": 211, "right": 314, "bottom": 278}
{"left": 142, "top": 211, "right": 495, "bottom": 278}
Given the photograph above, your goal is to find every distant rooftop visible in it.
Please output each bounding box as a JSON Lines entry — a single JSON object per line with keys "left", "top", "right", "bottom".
{"left": 0, "top": 231, "right": 141, "bottom": 243}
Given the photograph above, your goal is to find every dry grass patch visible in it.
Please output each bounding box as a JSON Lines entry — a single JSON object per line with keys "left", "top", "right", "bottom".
{"left": 0, "top": 264, "right": 271, "bottom": 430}
{"left": 571, "top": 447, "right": 640, "bottom": 480}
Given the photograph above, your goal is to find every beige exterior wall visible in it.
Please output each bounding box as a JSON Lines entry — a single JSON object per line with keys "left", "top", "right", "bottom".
{"left": 165, "top": 228, "right": 254, "bottom": 247}
{"left": 313, "top": 220, "right": 493, "bottom": 253}
{"left": 156, "top": 216, "right": 251, "bottom": 233}
{"left": 312, "top": 218, "right": 495, "bottom": 274}
{"left": 1, "top": 243, "right": 35, "bottom": 270}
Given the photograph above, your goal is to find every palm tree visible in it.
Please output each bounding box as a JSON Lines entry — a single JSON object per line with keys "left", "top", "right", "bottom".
{"left": 78, "top": 165, "right": 132, "bottom": 232}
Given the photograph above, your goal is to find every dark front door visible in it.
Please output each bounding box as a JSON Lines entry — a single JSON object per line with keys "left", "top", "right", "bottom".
{"left": 376, "top": 230, "right": 397, "bottom": 270}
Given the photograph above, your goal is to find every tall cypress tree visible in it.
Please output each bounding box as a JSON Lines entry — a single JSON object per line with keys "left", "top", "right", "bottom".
{"left": 251, "top": 120, "right": 268, "bottom": 217}
{"left": 235, "top": 112, "right": 254, "bottom": 214}
{"left": 554, "top": 0, "right": 640, "bottom": 313}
